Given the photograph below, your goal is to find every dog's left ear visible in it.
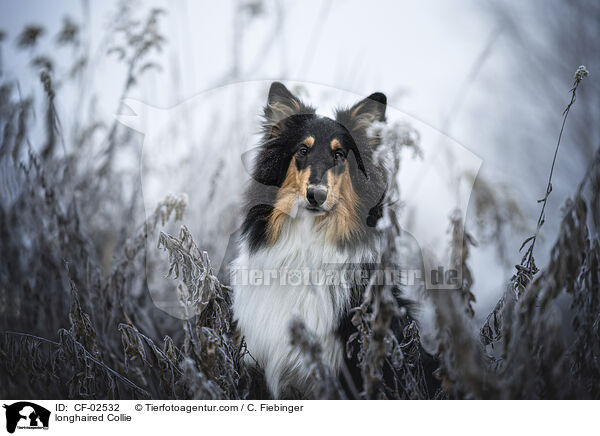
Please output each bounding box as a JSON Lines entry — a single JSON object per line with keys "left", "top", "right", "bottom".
{"left": 335, "top": 93, "right": 386, "bottom": 180}
{"left": 336, "top": 92, "right": 387, "bottom": 134}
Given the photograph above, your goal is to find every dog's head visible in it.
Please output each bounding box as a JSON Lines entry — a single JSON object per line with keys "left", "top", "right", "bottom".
{"left": 249, "top": 82, "right": 387, "bottom": 246}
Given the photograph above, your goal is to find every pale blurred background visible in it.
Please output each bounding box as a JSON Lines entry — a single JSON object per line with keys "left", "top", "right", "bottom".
{"left": 1, "top": 0, "right": 597, "bottom": 327}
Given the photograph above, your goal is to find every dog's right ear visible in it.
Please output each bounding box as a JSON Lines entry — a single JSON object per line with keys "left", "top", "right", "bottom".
{"left": 263, "top": 82, "right": 313, "bottom": 139}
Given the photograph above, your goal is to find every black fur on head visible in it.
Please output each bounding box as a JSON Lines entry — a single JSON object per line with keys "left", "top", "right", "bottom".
{"left": 252, "top": 82, "right": 316, "bottom": 187}
{"left": 242, "top": 82, "right": 389, "bottom": 252}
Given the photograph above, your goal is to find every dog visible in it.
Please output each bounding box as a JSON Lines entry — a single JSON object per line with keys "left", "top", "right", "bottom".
{"left": 230, "top": 82, "right": 436, "bottom": 399}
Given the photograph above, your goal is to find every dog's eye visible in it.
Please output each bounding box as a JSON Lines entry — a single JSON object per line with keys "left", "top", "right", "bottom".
{"left": 334, "top": 150, "right": 346, "bottom": 160}
{"left": 297, "top": 146, "right": 309, "bottom": 156}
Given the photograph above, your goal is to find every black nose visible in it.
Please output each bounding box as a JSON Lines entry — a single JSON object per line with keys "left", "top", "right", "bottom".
{"left": 306, "top": 185, "right": 328, "bottom": 207}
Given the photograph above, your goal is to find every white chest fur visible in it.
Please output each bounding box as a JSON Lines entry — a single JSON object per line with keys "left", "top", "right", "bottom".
{"left": 231, "top": 211, "right": 369, "bottom": 398}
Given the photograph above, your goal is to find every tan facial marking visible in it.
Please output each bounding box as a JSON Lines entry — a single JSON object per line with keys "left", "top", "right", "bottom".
{"left": 330, "top": 138, "right": 341, "bottom": 150}
{"left": 268, "top": 158, "right": 359, "bottom": 246}
{"left": 304, "top": 136, "right": 315, "bottom": 148}
{"left": 315, "top": 163, "right": 360, "bottom": 244}
{"left": 267, "top": 157, "right": 310, "bottom": 244}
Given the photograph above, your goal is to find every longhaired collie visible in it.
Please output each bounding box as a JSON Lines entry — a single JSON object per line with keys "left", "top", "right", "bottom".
{"left": 231, "top": 82, "right": 435, "bottom": 399}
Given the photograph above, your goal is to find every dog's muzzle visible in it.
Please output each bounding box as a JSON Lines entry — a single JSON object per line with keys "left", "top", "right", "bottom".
{"left": 306, "top": 185, "right": 328, "bottom": 210}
